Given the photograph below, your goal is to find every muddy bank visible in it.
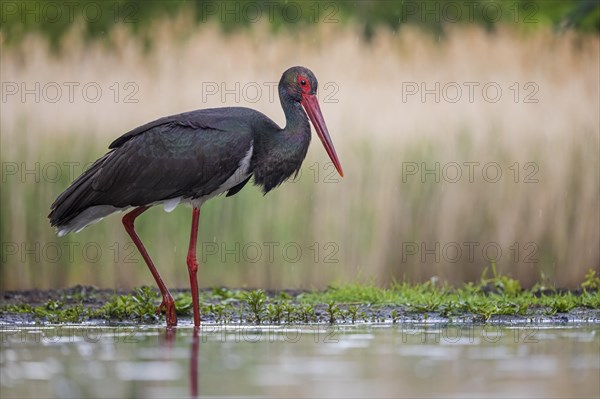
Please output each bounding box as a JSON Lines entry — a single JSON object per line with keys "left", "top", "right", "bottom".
{"left": 1, "top": 285, "right": 599, "bottom": 326}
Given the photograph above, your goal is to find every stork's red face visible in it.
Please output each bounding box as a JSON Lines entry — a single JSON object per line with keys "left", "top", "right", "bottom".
{"left": 296, "top": 72, "right": 344, "bottom": 177}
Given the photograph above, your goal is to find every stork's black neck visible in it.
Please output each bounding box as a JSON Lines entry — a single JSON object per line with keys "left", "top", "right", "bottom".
{"left": 252, "top": 95, "right": 311, "bottom": 193}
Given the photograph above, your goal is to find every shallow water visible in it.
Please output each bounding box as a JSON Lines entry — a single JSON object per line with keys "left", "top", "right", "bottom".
{"left": 1, "top": 324, "right": 598, "bottom": 398}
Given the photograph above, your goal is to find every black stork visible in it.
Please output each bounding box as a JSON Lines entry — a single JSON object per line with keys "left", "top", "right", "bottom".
{"left": 49, "top": 66, "right": 343, "bottom": 327}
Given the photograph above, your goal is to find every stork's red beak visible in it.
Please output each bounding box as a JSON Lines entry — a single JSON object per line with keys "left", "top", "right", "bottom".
{"left": 301, "top": 94, "right": 344, "bottom": 177}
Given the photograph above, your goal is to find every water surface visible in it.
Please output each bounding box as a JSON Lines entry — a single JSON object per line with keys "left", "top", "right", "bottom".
{"left": 1, "top": 324, "right": 598, "bottom": 398}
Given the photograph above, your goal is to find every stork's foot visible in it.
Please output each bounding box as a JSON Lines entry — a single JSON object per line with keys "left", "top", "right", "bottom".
{"left": 157, "top": 295, "right": 177, "bottom": 327}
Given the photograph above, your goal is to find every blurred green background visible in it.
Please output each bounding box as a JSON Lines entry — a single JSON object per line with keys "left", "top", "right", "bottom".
{"left": 1, "top": 0, "right": 599, "bottom": 291}
{"left": 2, "top": 0, "right": 599, "bottom": 44}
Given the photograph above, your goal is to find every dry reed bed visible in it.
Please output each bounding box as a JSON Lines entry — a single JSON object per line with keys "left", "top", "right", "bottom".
{"left": 1, "top": 20, "right": 598, "bottom": 289}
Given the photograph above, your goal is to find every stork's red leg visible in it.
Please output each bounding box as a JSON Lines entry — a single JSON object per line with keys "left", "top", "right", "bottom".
{"left": 187, "top": 207, "right": 201, "bottom": 327}
{"left": 122, "top": 206, "right": 177, "bottom": 327}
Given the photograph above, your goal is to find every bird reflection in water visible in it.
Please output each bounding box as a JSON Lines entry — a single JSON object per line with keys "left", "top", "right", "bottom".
{"left": 162, "top": 327, "right": 200, "bottom": 399}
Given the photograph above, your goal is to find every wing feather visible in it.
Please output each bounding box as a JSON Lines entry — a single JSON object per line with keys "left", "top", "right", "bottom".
{"left": 49, "top": 108, "right": 262, "bottom": 228}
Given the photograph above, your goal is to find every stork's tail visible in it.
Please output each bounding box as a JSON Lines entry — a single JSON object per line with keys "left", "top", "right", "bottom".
{"left": 48, "top": 153, "right": 118, "bottom": 236}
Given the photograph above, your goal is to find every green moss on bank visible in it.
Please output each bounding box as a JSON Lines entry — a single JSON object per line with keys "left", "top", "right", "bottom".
{"left": 2, "top": 270, "right": 599, "bottom": 325}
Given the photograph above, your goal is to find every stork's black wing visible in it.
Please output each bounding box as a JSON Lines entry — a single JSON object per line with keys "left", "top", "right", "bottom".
{"left": 49, "top": 107, "right": 272, "bottom": 228}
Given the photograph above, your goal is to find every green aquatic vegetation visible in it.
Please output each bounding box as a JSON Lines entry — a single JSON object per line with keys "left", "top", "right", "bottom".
{"left": 579, "top": 291, "right": 600, "bottom": 308}
{"left": 97, "top": 295, "right": 128, "bottom": 320}
{"left": 1, "top": 270, "right": 598, "bottom": 324}
{"left": 544, "top": 293, "right": 578, "bottom": 314}
{"left": 130, "top": 287, "right": 159, "bottom": 318}
{"left": 95, "top": 287, "right": 160, "bottom": 323}
{"left": 204, "top": 303, "right": 229, "bottom": 323}
{"left": 326, "top": 301, "right": 340, "bottom": 324}
{"left": 478, "top": 260, "right": 523, "bottom": 296}
{"left": 266, "top": 302, "right": 284, "bottom": 325}
{"left": 359, "top": 311, "right": 369, "bottom": 323}
{"left": 0, "top": 301, "right": 89, "bottom": 323}
{"left": 298, "top": 304, "right": 316, "bottom": 323}
{"left": 347, "top": 305, "right": 359, "bottom": 324}
{"left": 245, "top": 289, "right": 267, "bottom": 325}
{"left": 581, "top": 269, "right": 600, "bottom": 291}
{"left": 282, "top": 302, "right": 296, "bottom": 324}
{"left": 295, "top": 274, "right": 598, "bottom": 321}
{"left": 0, "top": 304, "right": 34, "bottom": 314}
{"left": 174, "top": 294, "right": 193, "bottom": 316}
{"left": 44, "top": 300, "right": 64, "bottom": 311}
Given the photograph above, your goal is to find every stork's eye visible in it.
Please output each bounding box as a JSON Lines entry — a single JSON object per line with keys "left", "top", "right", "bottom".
{"left": 297, "top": 75, "right": 311, "bottom": 92}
